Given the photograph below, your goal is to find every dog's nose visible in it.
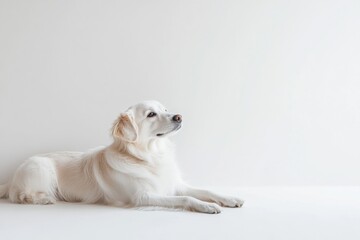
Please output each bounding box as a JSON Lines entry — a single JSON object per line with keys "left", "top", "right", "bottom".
{"left": 172, "top": 114, "right": 182, "bottom": 123}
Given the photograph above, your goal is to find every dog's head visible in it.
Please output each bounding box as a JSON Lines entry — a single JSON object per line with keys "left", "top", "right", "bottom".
{"left": 112, "top": 100, "right": 182, "bottom": 143}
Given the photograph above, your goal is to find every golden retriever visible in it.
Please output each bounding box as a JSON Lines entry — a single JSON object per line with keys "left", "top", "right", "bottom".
{"left": 0, "top": 101, "right": 243, "bottom": 213}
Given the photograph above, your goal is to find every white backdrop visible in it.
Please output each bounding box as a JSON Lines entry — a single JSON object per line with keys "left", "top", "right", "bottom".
{"left": 1, "top": 0, "right": 359, "bottom": 186}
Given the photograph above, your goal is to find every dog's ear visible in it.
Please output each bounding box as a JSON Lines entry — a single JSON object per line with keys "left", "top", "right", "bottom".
{"left": 112, "top": 112, "right": 138, "bottom": 142}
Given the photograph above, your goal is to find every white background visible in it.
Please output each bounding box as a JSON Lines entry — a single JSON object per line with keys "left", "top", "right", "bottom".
{"left": 1, "top": 0, "right": 359, "bottom": 186}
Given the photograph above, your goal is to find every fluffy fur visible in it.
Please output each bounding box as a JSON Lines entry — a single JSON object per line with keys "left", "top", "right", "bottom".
{"left": 0, "top": 101, "right": 243, "bottom": 214}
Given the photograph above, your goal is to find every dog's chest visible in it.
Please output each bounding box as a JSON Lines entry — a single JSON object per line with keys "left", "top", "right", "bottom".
{"left": 146, "top": 157, "right": 181, "bottom": 195}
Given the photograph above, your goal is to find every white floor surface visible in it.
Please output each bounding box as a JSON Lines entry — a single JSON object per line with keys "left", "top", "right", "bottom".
{"left": 1, "top": 187, "right": 359, "bottom": 240}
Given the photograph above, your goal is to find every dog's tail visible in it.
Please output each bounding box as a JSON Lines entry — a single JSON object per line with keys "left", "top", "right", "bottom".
{"left": 0, "top": 183, "right": 9, "bottom": 198}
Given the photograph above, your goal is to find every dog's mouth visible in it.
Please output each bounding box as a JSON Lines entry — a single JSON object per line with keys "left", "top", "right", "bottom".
{"left": 156, "top": 124, "right": 182, "bottom": 137}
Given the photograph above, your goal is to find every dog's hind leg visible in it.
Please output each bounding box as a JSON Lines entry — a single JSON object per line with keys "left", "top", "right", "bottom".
{"left": 17, "top": 191, "right": 56, "bottom": 204}
{"left": 8, "top": 156, "right": 57, "bottom": 204}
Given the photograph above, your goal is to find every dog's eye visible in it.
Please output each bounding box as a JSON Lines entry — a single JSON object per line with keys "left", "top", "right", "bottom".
{"left": 147, "top": 112, "right": 157, "bottom": 118}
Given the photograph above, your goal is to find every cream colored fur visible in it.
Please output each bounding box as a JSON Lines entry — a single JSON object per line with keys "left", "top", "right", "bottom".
{"left": 0, "top": 101, "right": 243, "bottom": 214}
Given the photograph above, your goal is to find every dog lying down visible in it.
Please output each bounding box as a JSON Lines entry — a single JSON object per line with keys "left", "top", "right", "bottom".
{"left": 0, "top": 101, "right": 243, "bottom": 214}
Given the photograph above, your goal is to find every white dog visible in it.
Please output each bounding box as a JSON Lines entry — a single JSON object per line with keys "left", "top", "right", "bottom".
{"left": 0, "top": 101, "right": 243, "bottom": 214}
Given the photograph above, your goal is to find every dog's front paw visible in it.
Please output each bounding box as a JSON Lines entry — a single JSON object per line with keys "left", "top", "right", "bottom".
{"left": 218, "top": 197, "right": 244, "bottom": 208}
{"left": 189, "top": 202, "right": 222, "bottom": 214}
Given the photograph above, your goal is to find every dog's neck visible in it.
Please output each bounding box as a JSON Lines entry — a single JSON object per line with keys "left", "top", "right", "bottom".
{"left": 109, "top": 138, "right": 174, "bottom": 164}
